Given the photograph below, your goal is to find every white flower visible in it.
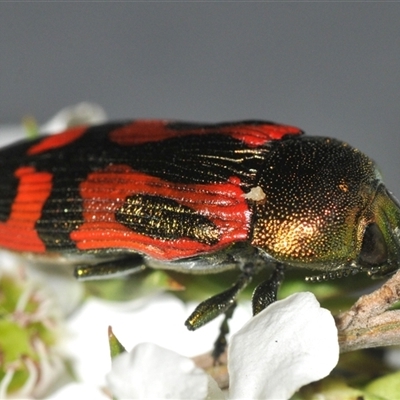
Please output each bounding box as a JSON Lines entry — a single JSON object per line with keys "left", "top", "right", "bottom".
{"left": 228, "top": 292, "right": 339, "bottom": 399}
{"left": 40, "top": 102, "right": 107, "bottom": 134}
{"left": 0, "top": 102, "right": 107, "bottom": 147}
{"left": 63, "top": 292, "right": 226, "bottom": 387}
{"left": 108, "top": 343, "right": 224, "bottom": 400}
{"left": 46, "top": 382, "right": 110, "bottom": 400}
{"left": 0, "top": 263, "right": 69, "bottom": 398}
{"left": 106, "top": 292, "right": 339, "bottom": 400}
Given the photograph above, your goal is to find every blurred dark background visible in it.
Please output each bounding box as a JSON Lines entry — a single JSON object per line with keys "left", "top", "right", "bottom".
{"left": 1, "top": 3, "right": 399, "bottom": 194}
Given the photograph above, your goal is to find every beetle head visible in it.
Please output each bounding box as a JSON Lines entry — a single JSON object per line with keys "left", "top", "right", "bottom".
{"left": 251, "top": 137, "right": 400, "bottom": 276}
{"left": 358, "top": 185, "right": 400, "bottom": 276}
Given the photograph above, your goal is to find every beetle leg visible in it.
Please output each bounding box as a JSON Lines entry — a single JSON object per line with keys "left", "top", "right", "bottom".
{"left": 252, "top": 264, "right": 285, "bottom": 315}
{"left": 74, "top": 254, "right": 146, "bottom": 280}
{"left": 185, "top": 266, "right": 254, "bottom": 331}
{"left": 211, "top": 302, "right": 236, "bottom": 362}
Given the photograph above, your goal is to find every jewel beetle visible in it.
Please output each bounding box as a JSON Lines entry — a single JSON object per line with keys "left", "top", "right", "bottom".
{"left": 1, "top": 119, "right": 399, "bottom": 357}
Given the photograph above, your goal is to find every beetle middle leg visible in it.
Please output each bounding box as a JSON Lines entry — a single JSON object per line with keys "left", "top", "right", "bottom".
{"left": 252, "top": 263, "right": 285, "bottom": 315}
{"left": 185, "top": 264, "right": 255, "bottom": 331}
{"left": 185, "top": 264, "right": 256, "bottom": 361}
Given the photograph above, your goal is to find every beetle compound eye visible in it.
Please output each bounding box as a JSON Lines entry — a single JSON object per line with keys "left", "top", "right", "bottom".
{"left": 359, "top": 223, "right": 388, "bottom": 267}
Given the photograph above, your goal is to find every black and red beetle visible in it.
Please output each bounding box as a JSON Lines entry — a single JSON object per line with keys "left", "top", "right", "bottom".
{"left": 1, "top": 120, "right": 399, "bottom": 355}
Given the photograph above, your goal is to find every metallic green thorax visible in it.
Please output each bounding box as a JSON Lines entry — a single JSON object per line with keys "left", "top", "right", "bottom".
{"left": 251, "top": 137, "right": 400, "bottom": 276}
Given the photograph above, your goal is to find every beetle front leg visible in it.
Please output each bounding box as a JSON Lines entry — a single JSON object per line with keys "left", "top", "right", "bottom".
{"left": 252, "top": 264, "right": 285, "bottom": 315}
{"left": 74, "top": 254, "right": 146, "bottom": 280}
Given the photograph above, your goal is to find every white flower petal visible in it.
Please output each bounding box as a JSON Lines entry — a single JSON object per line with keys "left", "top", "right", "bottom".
{"left": 40, "top": 102, "right": 107, "bottom": 134}
{"left": 64, "top": 292, "right": 230, "bottom": 386}
{"left": 46, "top": 383, "right": 109, "bottom": 400}
{"left": 107, "top": 343, "right": 225, "bottom": 400}
{"left": 228, "top": 292, "right": 339, "bottom": 400}
{"left": 0, "top": 250, "right": 83, "bottom": 317}
{"left": 0, "top": 125, "right": 25, "bottom": 146}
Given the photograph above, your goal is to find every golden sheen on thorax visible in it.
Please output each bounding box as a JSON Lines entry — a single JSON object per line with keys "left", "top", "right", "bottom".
{"left": 251, "top": 137, "right": 380, "bottom": 268}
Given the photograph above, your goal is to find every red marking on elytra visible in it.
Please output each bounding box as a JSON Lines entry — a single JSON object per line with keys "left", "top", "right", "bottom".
{"left": 109, "top": 120, "right": 302, "bottom": 147}
{"left": 0, "top": 166, "right": 52, "bottom": 252}
{"left": 109, "top": 120, "right": 173, "bottom": 145}
{"left": 71, "top": 164, "right": 251, "bottom": 260}
{"left": 227, "top": 124, "right": 303, "bottom": 146}
{"left": 27, "top": 126, "right": 88, "bottom": 155}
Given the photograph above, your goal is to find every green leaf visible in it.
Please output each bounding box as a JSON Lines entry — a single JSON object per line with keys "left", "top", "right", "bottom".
{"left": 365, "top": 370, "right": 400, "bottom": 399}
{"left": 108, "top": 326, "right": 126, "bottom": 359}
{"left": 296, "top": 377, "right": 382, "bottom": 400}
